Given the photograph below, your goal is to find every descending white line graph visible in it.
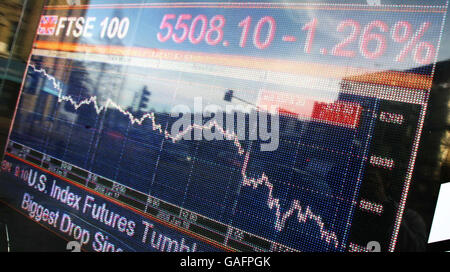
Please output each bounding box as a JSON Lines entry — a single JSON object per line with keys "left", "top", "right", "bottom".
{"left": 27, "top": 63, "right": 340, "bottom": 248}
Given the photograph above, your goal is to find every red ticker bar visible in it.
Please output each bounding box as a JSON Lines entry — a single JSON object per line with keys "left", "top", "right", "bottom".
{"left": 311, "top": 101, "right": 363, "bottom": 128}
{"left": 33, "top": 41, "right": 434, "bottom": 90}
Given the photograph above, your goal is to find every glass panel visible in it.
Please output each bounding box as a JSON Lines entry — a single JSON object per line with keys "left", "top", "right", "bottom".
{"left": 1, "top": 0, "right": 450, "bottom": 252}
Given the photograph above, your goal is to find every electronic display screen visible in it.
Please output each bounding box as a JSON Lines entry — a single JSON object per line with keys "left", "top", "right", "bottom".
{"left": 0, "top": 0, "right": 449, "bottom": 252}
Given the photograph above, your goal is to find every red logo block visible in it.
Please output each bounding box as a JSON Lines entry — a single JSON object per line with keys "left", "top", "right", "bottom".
{"left": 37, "top": 15, "right": 59, "bottom": 36}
